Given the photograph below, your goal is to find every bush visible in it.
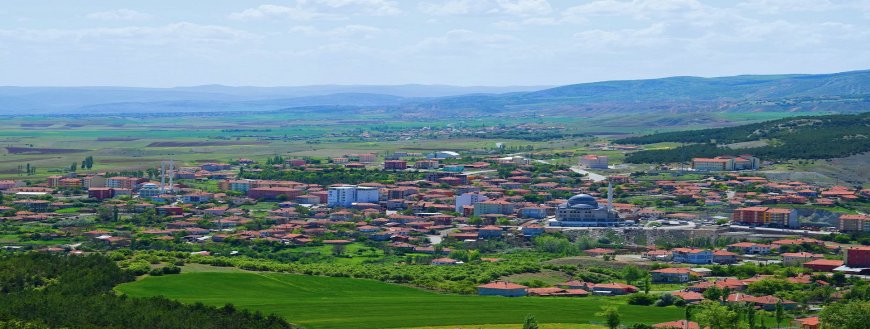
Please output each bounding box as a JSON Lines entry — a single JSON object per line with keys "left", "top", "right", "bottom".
{"left": 148, "top": 268, "right": 164, "bottom": 276}
{"left": 627, "top": 293, "right": 657, "bottom": 306}
{"left": 162, "top": 265, "right": 181, "bottom": 275}
{"left": 655, "top": 293, "right": 675, "bottom": 307}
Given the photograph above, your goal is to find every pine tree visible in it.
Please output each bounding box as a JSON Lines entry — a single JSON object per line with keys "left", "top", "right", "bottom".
{"left": 522, "top": 314, "right": 539, "bottom": 329}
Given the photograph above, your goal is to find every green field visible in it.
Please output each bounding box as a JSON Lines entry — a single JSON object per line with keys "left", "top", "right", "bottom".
{"left": 116, "top": 271, "right": 685, "bottom": 329}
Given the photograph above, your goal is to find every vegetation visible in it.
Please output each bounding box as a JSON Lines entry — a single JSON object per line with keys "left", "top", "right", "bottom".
{"left": 0, "top": 253, "right": 295, "bottom": 329}
{"left": 618, "top": 112, "right": 870, "bottom": 162}
{"left": 117, "top": 271, "right": 684, "bottom": 329}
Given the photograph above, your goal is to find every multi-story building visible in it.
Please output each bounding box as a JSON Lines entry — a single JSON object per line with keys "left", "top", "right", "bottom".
{"left": 384, "top": 160, "right": 407, "bottom": 170}
{"left": 88, "top": 188, "right": 114, "bottom": 200}
{"left": 327, "top": 185, "right": 380, "bottom": 207}
{"left": 844, "top": 246, "right": 870, "bottom": 268}
{"left": 219, "top": 179, "right": 255, "bottom": 193}
{"left": 47, "top": 176, "right": 63, "bottom": 188}
{"left": 693, "top": 155, "right": 760, "bottom": 171}
{"left": 672, "top": 248, "right": 713, "bottom": 264}
{"left": 247, "top": 187, "right": 302, "bottom": 200}
{"left": 107, "top": 177, "right": 139, "bottom": 190}
{"left": 59, "top": 178, "right": 82, "bottom": 189}
{"left": 82, "top": 175, "right": 106, "bottom": 188}
{"left": 455, "top": 192, "right": 488, "bottom": 213}
{"left": 732, "top": 207, "right": 798, "bottom": 228}
{"left": 579, "top": 155, "right": 608, "bottom": 169}
{"left": 414, "top": 159, "right": 439, "bottom": 169}
{"left": 473, "top": 200, "right": 515, "bottom": 216}
{"left": 839, "top": 214, "right": 870, "bottom": 233}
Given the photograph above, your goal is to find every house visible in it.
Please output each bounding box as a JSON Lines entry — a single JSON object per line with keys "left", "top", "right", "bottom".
{"left": 672, "top": 248, "right": 713, "bottom": 264}
{"left": 803, "top": 259, "right": 843, "bottom": 272}
{"left": 671, "top": 291, "right": 704, "bottom": 304}
{"left": 794, "top": 317, "right": 819, "bottom": 329}
{"left": 526, "top": 287, "right": 589, "bottom": 297}
{"left": 431, "top": 258, "right": 461, "bottom": 265}
{"left": 782, "top": 252, "right": 823, "bottom": 266}
{"left": 651, "top": 268, "right": 695, "bottom": 283}
{"left": 520, "top": 224, "right": 545, "bottom": 237}
{"left": 477, "top": 281, "right": 527, "bottom": 297}
{"left": 727, "top": 242, "right": 773, "bottom": 255}
{"left": 653, "top": 320, "right": 700, "bottom": 329}
{"left": 642, "top": 249, "right": 673, "bottom": 261}
{"left": 712, "top": 250, "right": 738, "bottom": 264}
{"left": 727, "top": 294, "right": 797, "bottom": 311}
{"left": 478, "top": 226, "right": 503, "bottom": 239}
{"left": 588, "top": 283, "right": 637, "bottom": 295}
{"left": 585, "top": 248, "right": 616, "bottom": 257}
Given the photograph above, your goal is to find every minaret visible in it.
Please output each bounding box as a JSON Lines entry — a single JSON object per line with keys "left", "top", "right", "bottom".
{"left": 160, "top": 161, "right": 166, "bottom": 193}
{"left": 607, "top": 179, "right": 613, "bottom": 211}
{"left": 168, "top": 159, "right": 174, "bottom": 193}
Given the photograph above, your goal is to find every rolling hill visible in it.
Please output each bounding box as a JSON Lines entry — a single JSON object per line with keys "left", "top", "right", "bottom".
{"left": 1, "top": 70, "right": 869, "bottom": 115}
{"left": 616, "top": 111, "right": 870, "bottom": 163}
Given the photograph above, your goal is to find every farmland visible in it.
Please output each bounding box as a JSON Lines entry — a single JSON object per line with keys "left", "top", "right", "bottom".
{"left": 116, "top": 271, "right": 685, "bottom": 329}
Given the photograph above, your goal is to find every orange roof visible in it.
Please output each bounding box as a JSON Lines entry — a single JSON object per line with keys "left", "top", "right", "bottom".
{"left": 477, "top": 281, "right": 527, "bottom": 290}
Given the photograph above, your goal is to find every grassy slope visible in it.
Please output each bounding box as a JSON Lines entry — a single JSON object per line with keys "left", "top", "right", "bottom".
{"left": 116, "top": 272, "right": 684, "bottom": 329}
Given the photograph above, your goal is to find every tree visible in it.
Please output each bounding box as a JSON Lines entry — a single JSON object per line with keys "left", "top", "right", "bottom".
{"left": 643, "top": 275, "right": 652, "bottom": 294}
{"left": 704, "top": 286, "right": 723, "bottom": 301}
{"left": 331, "top": 244, "right": 346, "bottom": 256}
{"left": 747, "top": 306, "right": 757, "bottom": 329}
{"left": 694, "top": 300, "right": 740, "bottom": 329}
{"left": 774, "top": 301, "right": 783, "bottom": 329}
{"left": 596, "top": 306, "right": 620, "bottom": 329}
{"left": 623, "top": 266, "right": 643, "bottom": 285}
{"left": 819, "top": 300, "right": 870, "bottom": 329}
{"left": 522, "top": 314, "right": 539, "bottom": 329}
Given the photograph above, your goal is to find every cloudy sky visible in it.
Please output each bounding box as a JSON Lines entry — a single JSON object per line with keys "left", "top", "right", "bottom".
{"left": 1, "top": 0, "right": 869, "bottom": 87}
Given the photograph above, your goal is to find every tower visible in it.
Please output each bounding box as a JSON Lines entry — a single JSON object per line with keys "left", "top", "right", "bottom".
{"left": 168, "top": 159, "right": 174, "bottom": 193}
{"left": 160, "top": 161, "right": 166, "bottom": 193}
{"left": 607, "top": 179, "right": 613, "bottom": 211}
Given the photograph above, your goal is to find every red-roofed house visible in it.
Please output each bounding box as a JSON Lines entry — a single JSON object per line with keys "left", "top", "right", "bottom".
{"left": 477, "top": 281, "right": 527, "bottom": 297}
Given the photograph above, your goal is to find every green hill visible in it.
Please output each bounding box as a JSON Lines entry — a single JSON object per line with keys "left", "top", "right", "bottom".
{"left": 615, "top": 112, "right": 870, "bottom": 163}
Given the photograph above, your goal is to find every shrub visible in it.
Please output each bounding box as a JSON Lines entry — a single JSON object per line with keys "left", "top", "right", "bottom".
{"left": 627, "top": 293, "right": 656, "bottom": 306}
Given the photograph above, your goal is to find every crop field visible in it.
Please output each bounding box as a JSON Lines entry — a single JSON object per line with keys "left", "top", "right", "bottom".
{"left": 116, "top": 271, "right": 685, "bottom": 329}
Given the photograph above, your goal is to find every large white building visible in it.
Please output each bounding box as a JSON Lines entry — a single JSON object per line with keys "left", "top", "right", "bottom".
{"left": 455, "top": 192, "right": 488, "bottom": 213}
{"left": 327, "top": 185, "right": 381, "bottom": 207}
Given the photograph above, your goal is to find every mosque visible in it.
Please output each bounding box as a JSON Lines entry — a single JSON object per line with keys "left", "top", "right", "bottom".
{"left": 551, "top": 182, "right": 623, "bottom": 227}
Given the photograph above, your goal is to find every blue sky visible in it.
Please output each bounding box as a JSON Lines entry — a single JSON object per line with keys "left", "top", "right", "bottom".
{"left": 1, "top": 0, "right": 869, "bottom": 87}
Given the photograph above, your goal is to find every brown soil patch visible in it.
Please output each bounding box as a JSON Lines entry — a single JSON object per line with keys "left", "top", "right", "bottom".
{"left": 147, "top": 141, "right": 269, "bottom": 147}
{"left": 4, "top": 147, "right": 88, "bottom": 154}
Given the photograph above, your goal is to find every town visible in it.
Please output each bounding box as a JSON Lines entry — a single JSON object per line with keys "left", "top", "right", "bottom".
{"left": 1, "top": 145, "right": 868, "bottom": 329}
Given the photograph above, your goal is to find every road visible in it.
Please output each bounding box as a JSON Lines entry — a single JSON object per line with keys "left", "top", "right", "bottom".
{"left": 527, "top": 157, "right": 608, "bottom": 182}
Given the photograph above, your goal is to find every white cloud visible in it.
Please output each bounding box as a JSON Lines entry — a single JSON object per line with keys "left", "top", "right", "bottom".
{"left": 420, "top": 0, "right": 551, "bottom": 16}
{"left": 413, "top": 29, "right": 518, "bottom": 54}
{"left": 230, "top": 1, "right": 400, "bottom": 20}
{"left": 289, "top": 24, "right": 383, "bottom": 38}
{"left": 86, "top": 9, "right": 151, "bottom": 21}
{"left": 0, "top": 22, "right": 256, "bottom": 45}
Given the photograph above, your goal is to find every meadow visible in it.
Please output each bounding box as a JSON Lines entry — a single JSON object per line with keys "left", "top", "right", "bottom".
{"left": 115, "top": 271, "right": 685, "bottom": 329}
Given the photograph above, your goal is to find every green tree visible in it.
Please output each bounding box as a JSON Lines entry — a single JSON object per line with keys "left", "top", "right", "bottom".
{"left": 819, "top": 300, "right": 870, "bottom": 329}
{"left": 694, "top": 300, "right": 741, "bottom": 329}
{"left": 522, "top": 314, "right": 539, "bottom": 329}
{"left": 774, "top": 301, "right": 783, "bottom": 329}
{"left": 596, "top": 306, "right": 621, "bottom": 329}
{"left": 623, "top": 265, "right": 643, "bottom": 285}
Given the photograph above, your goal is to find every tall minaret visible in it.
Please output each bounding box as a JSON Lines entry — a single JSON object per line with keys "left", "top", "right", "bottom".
{"left": 168, "top": 159, "right": 174, "bottom": 193}
{"left": 607, "top": 179, "right": 613, "bottom": 211}
{"left": 160, "top": 161, "right": 166, "bottom": 193}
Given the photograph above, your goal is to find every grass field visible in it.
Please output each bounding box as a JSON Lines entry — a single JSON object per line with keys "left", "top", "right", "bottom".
{"left": 116, "top": 271, "right": 685, "bottom": 329}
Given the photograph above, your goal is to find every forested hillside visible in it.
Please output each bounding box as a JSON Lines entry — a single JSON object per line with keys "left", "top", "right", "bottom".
{"left": 617, "top": 112, "right": 870, "bottom": 163}
{"left": 0, "top": 253, "right": 296, "bottom": 329}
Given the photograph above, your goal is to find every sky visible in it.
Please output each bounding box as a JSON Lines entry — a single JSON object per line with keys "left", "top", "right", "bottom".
{"left": 1, "top": 0, "right": 869, "bottom": 87}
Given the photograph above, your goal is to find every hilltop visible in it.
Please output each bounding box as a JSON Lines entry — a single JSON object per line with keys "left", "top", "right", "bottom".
{"left": 2, "top": 70, "right": 870, "bottom": 116}
{"left": 616, "top": 111, "right": 870, "bottom": 163}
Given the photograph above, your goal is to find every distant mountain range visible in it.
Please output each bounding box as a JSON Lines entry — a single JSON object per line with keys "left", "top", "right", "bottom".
{"left": 2, "top": 70, "right": 870, "bottom": 116}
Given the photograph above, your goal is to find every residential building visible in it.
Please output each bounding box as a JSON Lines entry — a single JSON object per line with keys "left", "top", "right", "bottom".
{"left": 782, "top": 252, "right": 822, "bottom": 266}
{"left": 327, "top": 185, "right": 380, "bottom": 207}
{"left": 477, "top": 281, "right": 527, "bottom": 297}
{"left": 579, "top": 154, "right": 608, "bottom": 169}
{"left": 732, "top": 207, "right": 798, "bottom": 228}
{"left": 844, "top": 246, "right": 870, "bottom": 268}
{"left": 473, "top": 200, "right": 515, "bottom": 216}
{"left": 247, "top": 187, "right": 302, "bottom": 200}
{"left": 651, "top": 268, "right": 694, "bottom": 283}
{"left": 383, "top": 160, "right": 407, "bottom": 170}
{"left": 456, "top": 192, "right": 488, "bottom": 213}
{"left": 839, "top": 214, "right": 870, "bottom": 233}
{"left": 672, "top": 248, "right": 713, "bottom": 264}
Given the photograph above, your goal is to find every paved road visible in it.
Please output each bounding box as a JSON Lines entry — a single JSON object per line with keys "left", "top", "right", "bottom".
{"left": 527, "top": 157, "right": 608, "bottom": 182}
{"left": 569, "top": 165, "right": 608, "bottom": 182}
